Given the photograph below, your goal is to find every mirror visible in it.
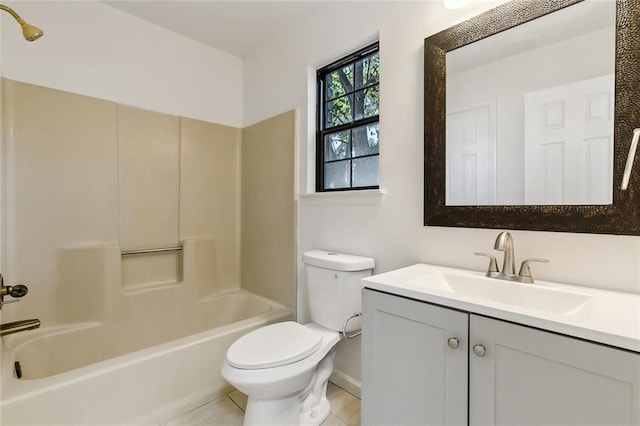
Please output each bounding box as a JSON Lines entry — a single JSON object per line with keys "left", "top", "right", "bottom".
{"left": 446, "top": 1, "right": 615, "bottom": 206}
{"left": 424, "top": 0, "right": 640, "bottom": 234}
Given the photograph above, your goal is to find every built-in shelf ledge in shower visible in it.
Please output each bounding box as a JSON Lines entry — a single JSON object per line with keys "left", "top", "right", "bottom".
{"left": 121, "top": 250, "right": 183, "bottom": 294}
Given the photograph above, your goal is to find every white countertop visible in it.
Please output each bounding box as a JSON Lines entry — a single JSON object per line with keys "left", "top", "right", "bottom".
{"left": 363, "top": 263, "right": 640, "bottom": 353}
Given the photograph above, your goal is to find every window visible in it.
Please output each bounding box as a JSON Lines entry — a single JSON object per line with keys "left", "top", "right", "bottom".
{"left": 316, "top": 42, "right": 379, "bottom": 191}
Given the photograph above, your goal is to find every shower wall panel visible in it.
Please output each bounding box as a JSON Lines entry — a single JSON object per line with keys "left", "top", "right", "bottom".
{"left": 117, "top": 105, "right": 180, "bottom": 251}
{"left": 1, "top": 79, "right": 119, "bottom": 323}
{"left": 180, "top": 118, "right": 241, "bottom": 297}
{"left": 241, "top": 110, "right": 296, "bottom": 309}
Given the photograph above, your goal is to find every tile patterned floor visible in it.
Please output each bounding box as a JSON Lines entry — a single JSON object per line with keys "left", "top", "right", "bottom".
{"left": 165, "top": 382, "right": 360, "bottom": 425}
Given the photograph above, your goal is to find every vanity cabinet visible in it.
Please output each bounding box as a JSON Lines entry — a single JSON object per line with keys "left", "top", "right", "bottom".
{"left": 362, "top": 289, "right": 640, "bottom": 425}
{"left": 361, "top": 288, "right": 469, "bottom": 425}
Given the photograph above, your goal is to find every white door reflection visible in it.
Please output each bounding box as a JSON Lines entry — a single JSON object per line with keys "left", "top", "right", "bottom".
{"left": 446, "top": 101, "right": 495, "bottom": 205}
{"left": 524, "top": 74, "right": 613, "bottom": 205}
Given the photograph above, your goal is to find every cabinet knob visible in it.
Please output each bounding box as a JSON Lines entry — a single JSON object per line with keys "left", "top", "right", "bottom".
{"left": 447, "top": 337, "right": 460, "bottom": 349}
{"left": 472, "top": 344, "right": 486, "bottom": 357}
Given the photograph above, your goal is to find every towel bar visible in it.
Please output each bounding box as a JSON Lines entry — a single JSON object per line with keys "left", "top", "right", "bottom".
{"left": 121, "top": 246, "right": 183, "bottom": 256}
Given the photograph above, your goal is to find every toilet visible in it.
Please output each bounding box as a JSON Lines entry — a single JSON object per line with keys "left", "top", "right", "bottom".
{"left": 221, "top": 250, "right": 375, "bottom": 426}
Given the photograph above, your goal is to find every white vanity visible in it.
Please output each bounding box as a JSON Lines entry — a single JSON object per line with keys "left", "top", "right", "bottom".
{"left": 361, "top": 263, "right": 640, "bottom": 425}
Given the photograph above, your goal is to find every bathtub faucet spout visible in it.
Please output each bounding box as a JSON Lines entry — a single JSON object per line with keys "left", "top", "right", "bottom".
{"left": 0, "top": 319, "right": 40, "bottom": 337}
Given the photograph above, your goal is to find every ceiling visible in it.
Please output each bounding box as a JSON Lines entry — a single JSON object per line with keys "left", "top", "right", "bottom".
{"left": 104, "top": 1, "right": 335, "bottom": 57}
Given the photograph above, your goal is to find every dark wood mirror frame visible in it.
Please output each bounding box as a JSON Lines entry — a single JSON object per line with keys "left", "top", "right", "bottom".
{"left": 424, "top": 0, "right": 640, "bottom": 235}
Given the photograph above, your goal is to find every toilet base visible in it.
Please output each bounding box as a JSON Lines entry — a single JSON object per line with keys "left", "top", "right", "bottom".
{"left": 243, "top": 394, "right": 301, "bottom": 426}
{"left": 300, "top": 346, "right": 336, "bottom": 425}
{"left": 242, "top": 394, "right": 330, "bottom": 426}
{"left": 300, "top": 396, "right": 330, "bottom": 426}
{"left": 241, "top": 347, "right": 338, "bottom": 426}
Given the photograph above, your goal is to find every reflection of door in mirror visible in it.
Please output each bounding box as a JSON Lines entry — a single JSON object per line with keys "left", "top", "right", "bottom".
{"left": 445, "top": 0, "right": 615, "bottom": 207}
{"left": 446, "top": 101, "right": 496, "bottom": 205}
{"left": 524, "top": 74, "right": 614, "bottom": 205}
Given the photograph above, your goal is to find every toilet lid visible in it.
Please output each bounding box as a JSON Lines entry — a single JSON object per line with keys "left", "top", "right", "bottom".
{"left": 226, "top": 321, "right": 323, "bottom": 370}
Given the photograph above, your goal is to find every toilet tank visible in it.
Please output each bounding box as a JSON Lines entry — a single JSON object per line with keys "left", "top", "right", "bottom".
{"left": 303, "top": 250, "right": 375, "bottom": 332}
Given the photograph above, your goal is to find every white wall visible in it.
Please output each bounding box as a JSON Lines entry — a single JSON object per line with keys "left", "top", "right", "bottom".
{"left": 244, "top": 0, "right": 640, "bottom": 390}
{"left": 1, "top": 1, "right": 243, "bottom": 127}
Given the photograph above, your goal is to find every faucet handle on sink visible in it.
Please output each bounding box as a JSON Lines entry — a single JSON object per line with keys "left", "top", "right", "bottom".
{"left": 475, "top": 252, "right": 499, "bottom": 276}
{"left": 518, "top": 258, "right": 549, "bottom": 283}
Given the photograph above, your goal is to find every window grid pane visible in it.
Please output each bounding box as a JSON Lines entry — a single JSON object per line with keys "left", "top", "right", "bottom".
{"left": 352, "top": 156, "right": 379, "bottom": 187}
{"left": 324, "top": 131, "right": 351, "bottom": 162}
{"left": 326, "top": 65, "right": 354, "bottom": 101}
{"left": 355, "top": 53, "right": 380, "bottom": 90}
{"left": 326, "top": 94, "right": 354, "bottom": 129}
{"left": 325, "top": 160, "right": 351, "bottom": 189}
{"left": 352, "top": 123, "right": 379, "bottom": 157}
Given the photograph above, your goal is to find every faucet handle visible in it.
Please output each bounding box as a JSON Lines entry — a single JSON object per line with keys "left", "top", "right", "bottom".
{"left": 474, "top": 252, "right": 499, "bottom": 275}
{"left": 0, "top": 274, "right": 29, "bottom": 310}
{"left": 1, "top": 285, "right": 28, "bottom": 298}
{"left": 518, "top": 258, "right": 549, "bottom": 283}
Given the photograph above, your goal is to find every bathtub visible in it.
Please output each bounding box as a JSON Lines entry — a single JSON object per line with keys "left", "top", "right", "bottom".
{"left": 0, "top": 290, "right": 293, "bottom": 425}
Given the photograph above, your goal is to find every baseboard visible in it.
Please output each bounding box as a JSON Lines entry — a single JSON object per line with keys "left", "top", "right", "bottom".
{"left": 329, "top": 369, "right": 361, "bottom": 399}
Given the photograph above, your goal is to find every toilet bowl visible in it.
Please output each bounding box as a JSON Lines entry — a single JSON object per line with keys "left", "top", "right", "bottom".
{"left": 221, "top": 250, "right": 374, "bottom": 426}
{"left": 222, "top": 322, "right": 341, "bottom": 425}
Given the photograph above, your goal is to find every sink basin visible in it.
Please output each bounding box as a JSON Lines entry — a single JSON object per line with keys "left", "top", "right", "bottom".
{"left": 405, "top": 271, "right": 590, "bottom": 315}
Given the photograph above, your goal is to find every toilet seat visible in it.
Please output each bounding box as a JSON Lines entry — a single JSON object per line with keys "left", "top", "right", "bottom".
{"left": 226, "top": 321, "right": 323, "bottom": 369}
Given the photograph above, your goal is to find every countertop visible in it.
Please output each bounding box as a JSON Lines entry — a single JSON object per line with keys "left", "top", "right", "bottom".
{"left": 363, "top": 263, "right": 640, "bottom": 353}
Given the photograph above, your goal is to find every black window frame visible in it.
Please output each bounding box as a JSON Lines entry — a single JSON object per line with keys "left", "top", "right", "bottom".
{"left": 316, "top": 42, "right": 380, "bottom": 192}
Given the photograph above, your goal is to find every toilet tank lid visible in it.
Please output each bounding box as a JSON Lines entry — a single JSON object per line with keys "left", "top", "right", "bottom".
{"left": 303, "top": 250, "right": 374, "bottom": 271}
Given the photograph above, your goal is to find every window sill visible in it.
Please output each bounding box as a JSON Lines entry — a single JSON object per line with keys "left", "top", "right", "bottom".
{"left": 298, "top": 189, "right": 385, "bottom": 206}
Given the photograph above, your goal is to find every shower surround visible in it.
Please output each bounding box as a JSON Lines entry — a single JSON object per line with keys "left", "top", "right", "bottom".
{"left": 0, "top": 79, "right": 296, "bottom": 423}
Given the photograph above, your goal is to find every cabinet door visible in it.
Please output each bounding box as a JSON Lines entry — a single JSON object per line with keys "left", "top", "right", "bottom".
{"left": 362, "top": 289, "right": 468, "bottom": 426}
{"left": 470, "top": 315, "right": 640, "bottom": 425}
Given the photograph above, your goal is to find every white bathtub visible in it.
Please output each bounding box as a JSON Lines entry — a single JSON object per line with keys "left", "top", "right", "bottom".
{"left": 0, "top": 290, "right": 293, "bottom": 425}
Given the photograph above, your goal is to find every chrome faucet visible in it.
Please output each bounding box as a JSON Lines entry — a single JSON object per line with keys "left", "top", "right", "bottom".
{"left": 493, "top": 231, "right": 516, "bottom": 275}
{"left": 475, "top": 232, "right": 549, "bottom": 283}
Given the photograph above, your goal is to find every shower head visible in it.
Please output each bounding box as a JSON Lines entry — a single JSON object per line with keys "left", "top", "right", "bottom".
{"left": 21, "top": 22, "right": 43, "bottom": 41}
{"left": 0, "top": 4, "right": 44, "bottom": 42}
